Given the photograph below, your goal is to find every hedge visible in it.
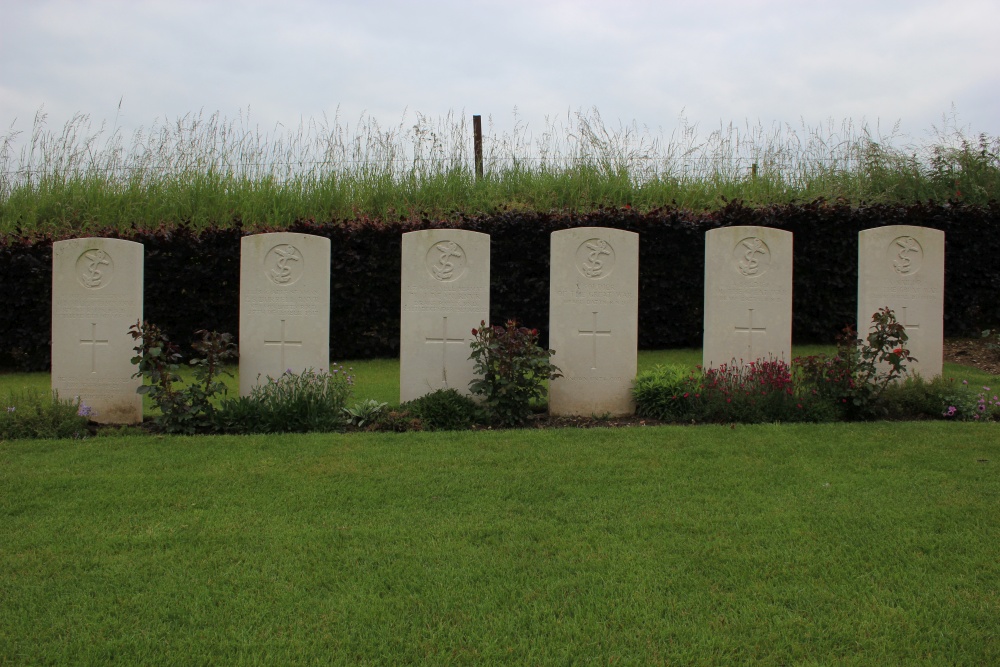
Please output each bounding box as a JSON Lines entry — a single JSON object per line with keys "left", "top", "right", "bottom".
{"left": 2, "top": 201, "right": 998, "bottom": 371}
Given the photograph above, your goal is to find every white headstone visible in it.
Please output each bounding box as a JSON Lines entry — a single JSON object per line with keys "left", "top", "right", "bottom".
{"left": 52, "top": 238, "right": 143, "bottom": 424}
{"left": 858, "top": 225, "right": 944, "bottom": 378}
{"left": 548, "top": 227, "right": 638, "bottom": 416}
{"left": 239, "top": 233, "right": 331, "bottom": 395}
{"left": 703, "top": 226, "right": 793, "bottom": 369}
{"left": 400, "top": 229, "right": 490, "bottom": 403}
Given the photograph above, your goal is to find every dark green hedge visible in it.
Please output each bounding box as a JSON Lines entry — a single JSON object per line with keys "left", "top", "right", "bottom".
{"left": 2, "top": 201, "right": 998, "bottom": 371}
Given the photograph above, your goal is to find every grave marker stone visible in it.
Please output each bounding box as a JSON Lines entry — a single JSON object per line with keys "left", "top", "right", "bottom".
{"left": 400, "top": 230, "right": 489, "bottom": 402}
{"left": 703, "top": 226, "right": 793, "bottom": 369}
{"left": 240, "top": 233, "right": 331, "bottom": 395}
{"left": 549, "top": 227, "right": 638, "bottom": 416}
{"left": 52, "top": 238, "right": 143, "bottom": 424}
{"left": 858, "top": 225, "right": 944, "bottom": 378}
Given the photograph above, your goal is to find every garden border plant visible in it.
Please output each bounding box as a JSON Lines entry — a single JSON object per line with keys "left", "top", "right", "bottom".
{"left": 633, "top": 307, "right": 936, "bottom": 424}
{"left": 468, "top": 319, "right": 561, "bottom": 427}
{"left": 129, "top": 321, "right": 236, "bottom": 434}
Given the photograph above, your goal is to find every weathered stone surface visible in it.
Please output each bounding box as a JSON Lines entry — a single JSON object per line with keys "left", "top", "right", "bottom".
{"left": 703, "top": 226, "right": 793, "bottom": 369}
{"left": 548, "top": 227, "right": 638, "bottom": 416}
{"left": 52, "top": 238, "right": 143, "bottom": 424}
{"left": 400, "top": 229, "right": 489, "bottom": 402}
{"left": 858, "top": 225, "right": 944, "bottom": 378}
{"left": 239, "top": 233, "right": 330, "bottom": 395}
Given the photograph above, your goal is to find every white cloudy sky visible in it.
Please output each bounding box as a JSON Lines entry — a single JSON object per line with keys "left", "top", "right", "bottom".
{"left": 2, "top": 0, "right": 999, "bottom": 152}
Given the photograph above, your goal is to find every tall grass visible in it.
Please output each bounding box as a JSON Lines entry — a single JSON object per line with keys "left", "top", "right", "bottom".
{"left": 2, "top": 107, "right": 998, "bottom": 233}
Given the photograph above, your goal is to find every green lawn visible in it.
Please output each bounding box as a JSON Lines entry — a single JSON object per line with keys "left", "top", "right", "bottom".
{"left": 2, "top": 422, "right": 999, "bottom": 664}
{"left": 3, "top": 349, "right": 999, "bottom": 662}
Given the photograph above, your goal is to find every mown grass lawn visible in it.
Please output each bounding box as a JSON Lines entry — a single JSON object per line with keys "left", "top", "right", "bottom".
{"left": 2, "top": 421, "right": 998, "bottom": 664}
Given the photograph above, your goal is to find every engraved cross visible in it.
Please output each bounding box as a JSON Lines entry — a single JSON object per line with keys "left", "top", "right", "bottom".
{"left": 425, "top": 316, "right": 466, "bottom": 388}
{"left": 264, "top": 319, "right": 303, "bottom": 370}
{"left": 734, "top": 308, "right": 767, "bottom": 361}
{"left": 80, "top": 322, "right": 109, "bottom": 373}
{"left": 578, "top": 311, "right": 612, "bottom": 370}
{"left": 900, "top": 306, "right": 920, "bottom": 345}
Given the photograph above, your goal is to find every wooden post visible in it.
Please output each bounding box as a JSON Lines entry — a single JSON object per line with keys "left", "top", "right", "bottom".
{"left": 473, "top": 115, "right": 483, "bottom": 180}
{"left": 751, "top": 162, "right": 758, "bottom": 180}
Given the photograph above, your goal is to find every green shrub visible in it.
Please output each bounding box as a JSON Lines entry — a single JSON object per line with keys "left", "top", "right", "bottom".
{"left": 1, "top": 390, "right": 90, "bottom": 439}
{"left": 129, "top": 322, "right": 236, "bottom": 434}
{"left": 217, "top": 365, "right": 354, "bottom": 434}
{"left": 469, "top": 320, "right": 561, "bottom": 427}
{"left": 402, "top": 389, "right": 485, "bottom": 431}
{"left": 880, "top": 375, "right": 978, "bottom": 420}
{"left": 633, "top": 364, "right": 698, "bottom": 421}
{"left": 794, "top": 308, "right": 914, "bottom": 420}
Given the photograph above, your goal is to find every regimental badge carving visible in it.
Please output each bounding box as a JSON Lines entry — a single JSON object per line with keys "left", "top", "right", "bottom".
{"left": 733, "top": 237, "right": 770, "bottom": 277}
{"left": 75, "top": 249, "right": 114, "bottom": 289}
{"left": 888, "top": 236, "right": 923, "bottom": 276}
{"left": 265, "top": 244, "right": 304, "bottom": 286}
{"left": 426, "top": 241, "right": 467, "bottom": 282}
{"left": 576, "top": 239, "right": 615, "bottom": 279}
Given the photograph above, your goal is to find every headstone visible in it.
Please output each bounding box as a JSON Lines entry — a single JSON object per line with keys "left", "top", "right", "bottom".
{"left": 858, "top": 225, "right": 944, "bottom": 378}
{"left": 549, "top": 227, "right": 638, "bottom": 416}
{"left": 703, "top": 226, "right": 793, "bottom": 369}
{"left": 240, "top": 233, "right": 331, "bottom": 395}
{"left": 52, "top": 238, "right": 143, "bottom": 424}
{"left": 400, "top": 229, "right": 490, "bottom": 403}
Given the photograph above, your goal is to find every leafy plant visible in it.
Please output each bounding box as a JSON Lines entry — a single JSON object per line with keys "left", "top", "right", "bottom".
{"left": 795, "top": 308, "right": 915, "bottom": 419}
{"left": 0, "top": 389, "right": 91, "bottom": 439}
{"left": 343, "top": 399, "right": 389, "bottom": 428}
{"left": 633, "top": 364, "right": 699, "bottom": 421}
{"left": 216, "top": 365, "right": 354, "bottom": 434}
{"left": 128, "top": 322, "right": 237, "bottom": 434}
{"left": 468, "top": 320, "right": 561, "bottom": 427}
{"left": 697, "top": 357, "right": 829, "bottom": 423}
{"left": 402, "top": 388, "right": 485, "bottom": 431}
{"left": 880, "top": 375, "right": 979, "bottom": 421}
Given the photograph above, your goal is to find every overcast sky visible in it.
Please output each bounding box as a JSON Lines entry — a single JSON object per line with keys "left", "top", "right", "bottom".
{"left": 2, "top": 0, "right": 999, "bottom": 155}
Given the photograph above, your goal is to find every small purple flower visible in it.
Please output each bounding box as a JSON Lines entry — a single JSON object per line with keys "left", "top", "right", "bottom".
{"left": 77, "top": 403, "right": 97, "bottom": 418}
{"left": 943, "top": 405, "right": 957, "bottom": 417}
{"left": 6, "top": 406, "right": 14, "bottom": 413}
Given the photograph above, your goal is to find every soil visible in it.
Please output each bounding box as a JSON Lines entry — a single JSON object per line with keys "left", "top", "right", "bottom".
{"left": 942, "top": 336, "right": 1000, "bottom": 376}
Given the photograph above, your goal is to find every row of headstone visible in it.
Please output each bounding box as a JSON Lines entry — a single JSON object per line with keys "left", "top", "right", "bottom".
{"left": 701, "top": 224, "right": 944, "bottom": 378}
{"left": 402, "top": 224, "right": 945, "bottom": 416}
{"left": 50, "top": 226, "right": 944, "bottom": 424}
{"left": 50, "top": 232, "right": 332, "bottom": 424}
{"left": 398, "top": 227, "right": 639, "bottom": 416}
